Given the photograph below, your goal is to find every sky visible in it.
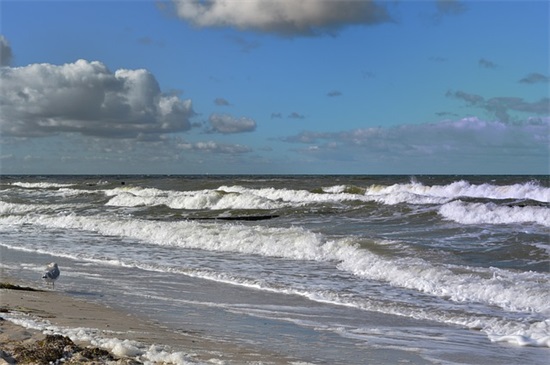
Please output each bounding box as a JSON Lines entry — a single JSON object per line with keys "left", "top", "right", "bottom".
{"left": 0, "top": 0, "right": 548, "bottom": 175}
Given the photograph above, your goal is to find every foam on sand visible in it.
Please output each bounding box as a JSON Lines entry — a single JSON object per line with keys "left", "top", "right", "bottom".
{"left": 0, "top": 281, "right": 295, "bottom": 365}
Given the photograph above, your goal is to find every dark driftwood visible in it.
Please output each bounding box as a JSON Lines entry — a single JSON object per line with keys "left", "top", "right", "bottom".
{"left": 188, "top": 215, "right": 279, "bottom": 221}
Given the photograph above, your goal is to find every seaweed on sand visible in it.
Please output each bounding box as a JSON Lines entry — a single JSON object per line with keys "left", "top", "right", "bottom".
{"left": 0, "top": 283, "right": 42, "bottom": 292}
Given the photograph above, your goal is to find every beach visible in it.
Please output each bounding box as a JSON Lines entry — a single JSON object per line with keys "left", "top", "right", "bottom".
{"left": 0, "top": 277, "right": 298, "bottom": 365}
{"left": 0, "top": 276, "right": 435, "bottom": 365}
{"left": 0, "top": 175, "right": 548, "bottom": 365}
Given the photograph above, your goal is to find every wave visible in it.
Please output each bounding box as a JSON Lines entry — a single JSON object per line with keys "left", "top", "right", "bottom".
{"left": 5, "top": 178, "right": 550, "bottom": 203}
{"left": 102, "top": 184, "right": 449, "bottom": 210}
{"left": 104, "top": 186, "right": 286, "bottom": 210}
{"left": 100, "top": 261, "right": 550, "bottom": 348}
{"left": 361, "top": 180, "right": 549, "bottom": 204}
{"left": 9, "top": 182, "right": 76, "bottom": 189}
{"left": 0, "top": 201, "right": 37, "bottom": 215}
{"left": 2, "top": 212, "right": 548, "bottom": 317}
{"left": 2, "top": 229, "right": 548, "bottom": 349}
{"left": 0, "top": 201, "right": 87, "bottom": 216}
{"left": 439, "top": 201, "right": 550, "bottom": 227}
{"left": 101, "top": 179, "right": 550, "bottom": 212}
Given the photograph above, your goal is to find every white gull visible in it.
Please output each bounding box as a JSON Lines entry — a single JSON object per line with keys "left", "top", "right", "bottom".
{"left": 42, "top": 262, "right": 60, "bottom": 289}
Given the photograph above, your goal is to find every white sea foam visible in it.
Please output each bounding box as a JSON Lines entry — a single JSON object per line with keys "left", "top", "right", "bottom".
{"left": 97, "top": 179, "right": 550, "bottom": 213}
{"left": 2, "top": 185, "right": 549, "bottom": 349}
{"left": 3, "top": 177, "right": 549, "bottom": 360}
{"left": 357, "top": 181, "right": 548, "bottom": 207}
{"left": 486, "top": 319, "right": 550, "bottom": 347}
{"left": 0, "top": 201, "right": 82, "bottom": 216}
{"left": 1, "top": 312, "right": 204, "bottom": 364}
{"left": 2, "top": 213, "right": 549, "bottom": 317}
{"left": 0, "top": 201, "right": 37, "bottom": 215}
{"left": 439, "top": 201, "right": 550, "bottom": 227}
{"left": 6, "top": 179, "right": 550, "bottom": 210}
{"left": 293, "top": 290, "right": 550, "bottom": 349}
{"left": 219, "top": 185, "right": 349, "bottom": 203}
{"left": 126, "top": 263, "right": 550, "bottom": 350}
{"left": 220, "top": 184, "right": 442, "bottom": 206}
{"left": 104, "top": 186, "right": 285, "bottom": 210}
{"left": 58, "top": 188, "right": 99, "bottom": 197}
{"left": 10, "top": 182, "right": 76, "bottom": 189}
{"left": 365, "top": 180, "right": 549, "bottom": 203}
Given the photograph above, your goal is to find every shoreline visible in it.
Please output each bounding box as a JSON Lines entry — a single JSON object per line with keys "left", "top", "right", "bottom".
{"left": 0, "top": 277, "right": 296, "bottom": 365}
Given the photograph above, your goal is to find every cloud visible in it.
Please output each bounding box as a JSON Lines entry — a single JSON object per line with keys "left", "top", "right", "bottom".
{"left": 214, "top": 97, "right": 231, "bottom": 106}
{"left": 362, "top": 70, "right": 375, "bottom": 79}
{"left": 137, "top": 36, "right": 165, "bottom": 47}
{"left": 429, "top": 56, "right": 448, "bottom": 63}
{"left": 178, "top": 140, "right": 252, "bottom": 154}
{"left": 484, "top": 97, "right": 549, "bottom": 116}
{"left": 0, "top": 35, "right": 13, "bottom": 66}
{"left": 282, "top": 130, "right": 330, "bottom": 144}
{"left": 327, "top": 90, "right": 342, "bottom": 97}
{"left": 288, "top": 112, "right": 306, "bottom": 119}
{"left": 519, "top": 73, "right": 549, "bottom": 84}
{"left": 226, "top": 35, "right": 261, "bottom": 52}
{"left": 446, "top": 90, "right": 549, "bottom": 122}
{"left": 271, "top": 112, "right": 283, "bottom": 119}
{"left": 280, "top": 117, "right": 549, "bottom": 171}
{"left": 479, "top": 58, "right": 497, "bottom": 69}
{"left": 170, "top": 0, "right": 392, "bottom": 37}
{"left": 207, "top": 113, "right": 256, "bottom": 133}
{"left": 435, "top": 0, "right": 467, "bottom": 15}
{"left": 0, "top": 59, "right": 194, "bottom": 139}
{"left": 435, "top": 111, "right": 458, "bottom": 117}
{"left": 446, "top": 90, "right": 484, "bottom": 105}
{"left": 429, "top": 0, "right": 467, "bottom": 25}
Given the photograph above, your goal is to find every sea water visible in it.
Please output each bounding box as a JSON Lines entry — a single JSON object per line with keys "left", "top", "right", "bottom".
{"left": 0, "top": 175, "right": 548, "bottom": 364}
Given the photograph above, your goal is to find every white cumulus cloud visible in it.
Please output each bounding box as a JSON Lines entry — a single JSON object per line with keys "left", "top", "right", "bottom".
{"left": 208, "top": 113, "right": 256, "bottom": 134}
{"left": 178, "top": 140, "right": 252, "bottom": 154}
{"left": 282, "top": 117, "right": 549, "bottom": 172}
{"left": 0, "top": 59, "right": 194, "bottom": 139}
{"left": 171, "top": 0, "right": 392, "bottom": 36}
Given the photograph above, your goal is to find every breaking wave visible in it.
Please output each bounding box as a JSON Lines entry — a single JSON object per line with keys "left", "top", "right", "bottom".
{"left": 439, "top": 201, "right": 550, "bottom": 227}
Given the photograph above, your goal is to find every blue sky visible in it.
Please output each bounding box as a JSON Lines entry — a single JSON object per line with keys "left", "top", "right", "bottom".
{"left": 0, "top": 0, "right": 548, "bottom": 175}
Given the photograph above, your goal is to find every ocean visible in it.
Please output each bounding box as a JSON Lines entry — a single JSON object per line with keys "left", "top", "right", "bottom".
{"left": 0, "top": 175, "right": 548, "bottom": 364}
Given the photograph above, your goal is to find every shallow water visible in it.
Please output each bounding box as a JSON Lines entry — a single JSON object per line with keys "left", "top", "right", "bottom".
{"left": 0, "top": 175, "right": 548, "bottom": 364}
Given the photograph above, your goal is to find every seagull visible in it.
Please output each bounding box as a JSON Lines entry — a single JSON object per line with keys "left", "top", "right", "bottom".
{"left": 42, "top": 262, "right": 60, "bottom": 289}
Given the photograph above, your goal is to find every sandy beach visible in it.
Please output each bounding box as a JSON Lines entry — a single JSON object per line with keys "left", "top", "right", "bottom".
{"left": 0, "top": 277, "right": 296, "bottom": 365}
{"left": 0, "top": 275, "right": 439, "bottom": 365}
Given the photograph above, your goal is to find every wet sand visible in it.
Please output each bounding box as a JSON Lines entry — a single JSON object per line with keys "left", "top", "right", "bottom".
{"left": 0, "top": 274, "right": 435, "bottom": 365}
{"left": 0, "top": 277, "right": 296, "bottom": 364}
